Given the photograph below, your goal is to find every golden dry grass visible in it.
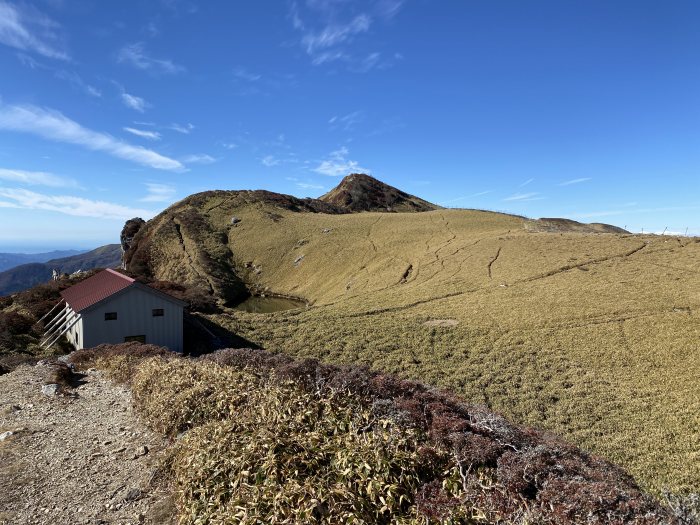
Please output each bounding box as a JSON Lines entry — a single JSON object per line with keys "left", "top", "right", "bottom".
{"left": 141, "top": 197, "right": 700, "bottom": 495}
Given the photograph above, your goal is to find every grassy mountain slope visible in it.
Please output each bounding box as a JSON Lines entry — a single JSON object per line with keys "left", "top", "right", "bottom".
{"left": 123, "top": 179, "right": 700, "bottom": 494}
{"left": 0, "top": 244, "right": 121, "bottom": 296}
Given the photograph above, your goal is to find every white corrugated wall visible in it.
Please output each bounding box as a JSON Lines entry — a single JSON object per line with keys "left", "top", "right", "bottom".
{"left": 80, "top": 287, "right": 183, "bottom": 352}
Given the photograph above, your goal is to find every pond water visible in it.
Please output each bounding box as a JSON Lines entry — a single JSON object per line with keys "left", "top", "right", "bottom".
{"left": 232, "top": 295, "right": 307, "bottom": 313}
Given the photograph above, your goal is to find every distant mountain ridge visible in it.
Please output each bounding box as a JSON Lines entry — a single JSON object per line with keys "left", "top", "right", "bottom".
{"left": 0, "top": 250, "right": 85, "bottom": 273}
{"left": 0, "top": 244, "right": 122, "bottom": 296}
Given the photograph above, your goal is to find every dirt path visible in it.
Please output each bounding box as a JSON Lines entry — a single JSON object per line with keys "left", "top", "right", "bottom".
{"left": 0, "top": 365, "right": 173, "bottom": 525}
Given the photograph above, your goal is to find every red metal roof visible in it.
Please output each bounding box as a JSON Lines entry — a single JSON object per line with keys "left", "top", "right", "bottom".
{"left": 60, "top": 269, "right": 135, "bottom": 313}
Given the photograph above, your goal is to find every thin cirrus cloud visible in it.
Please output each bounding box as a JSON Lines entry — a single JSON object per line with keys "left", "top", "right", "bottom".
{"left": 313, "top": 147, "right": 369, "bottom": 176}
{"left": 261, "top": 155, "right": 281, "bottom": 167}
{"left": 16, "top": 53, "right": 102, "bottom": 98}
{"left": 558, "top": 177, "right": 592, "bottom": 186}
{"left": 329, "top": 110, "right": 364, "bottom": 131}
{"left": 440, "top": 190, "right": 492, "bottom": 205}
{"left": 302, "top": 14, "right": 371, "bottom": 58}
{"left": 168, "top": 123, "right": 194, "bottom": 134}
{"left": 0, "top": 1, "right": 69, "bottom": 60}
{"left": 232, "top": 66, "right": 261, "bottom": 82}
{"left": 116, "top": 42, "right": 185, "bottom": 74}
{"left": 0, "top": 167, "right": 79, "bottom": 188}
{"left": 140, "top": 183, "right": 176, "bottom": 203}
{"left": 0, "top": 102, "right": 184, "bottom": 171}
{"left": 0, "top": 187, "right": 155, "bottom": 220}
{"left": 291, "top": 1, "right": 404, "bottom": 70}
{"left": 123, "top": 127, "right": 161, "bottom": 140}
{"left": 503, "top": 192, "right": 543, "bottom": 202}
{"left": 121, "top": 92, "right": 149, "bottom": 112}
{"left": 296, "top": 182, "right": 324, "bottom": 190}
{"left": 181, "top": 154, "right": 216, "bottom": 165}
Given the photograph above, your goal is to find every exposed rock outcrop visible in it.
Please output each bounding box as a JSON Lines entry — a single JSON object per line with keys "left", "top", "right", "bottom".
{"left": 319, "top": 173, "right": 441, "bottom": 212}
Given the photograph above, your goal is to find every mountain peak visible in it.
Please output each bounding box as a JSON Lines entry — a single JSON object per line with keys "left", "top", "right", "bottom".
{"left": 319, "top": 173, "right": 440, "bottom": 212}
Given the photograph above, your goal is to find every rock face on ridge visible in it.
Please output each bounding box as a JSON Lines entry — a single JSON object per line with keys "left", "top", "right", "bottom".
{"left": 319, "top": 173, "right": 441, "bottom": 212}
{"left": 120, "top": 218, "right": 146, "bottom": 270}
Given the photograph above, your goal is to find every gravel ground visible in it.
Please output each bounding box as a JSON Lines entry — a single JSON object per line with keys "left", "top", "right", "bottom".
{"left": 0, "top": 364, "right": 174, "bottom": 525}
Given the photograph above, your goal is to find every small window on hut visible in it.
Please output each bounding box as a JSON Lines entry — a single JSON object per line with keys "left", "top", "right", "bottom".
{"left": 124, "top": 335, "right": 146, "bottom": 343}
{"left": 152, "top": 308, "right": 164, "bottom": 317}
{"left": 105, "top": 312, "right": 117, "bottom": 321}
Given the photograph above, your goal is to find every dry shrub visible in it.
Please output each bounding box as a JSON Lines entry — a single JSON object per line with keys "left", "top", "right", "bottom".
{"left": 201, "top": 348, "right": 675, "bottom": 524}
{"left": 0, "top": 311, "right": 34, "bottom": 349}
{"left": 68, "top": 342, "right": 173, "bottom": 383}
{"left": 0, "top": 353, "right": 40, "bottom": 372}
{"left": 167, "top": 373, "right": 458, "bottom": 524}
{"left": 131, "top": 358, "right": 258, "bottom": 436}
{"left": 37, "top": 359, "right": 75, "bottom": 386}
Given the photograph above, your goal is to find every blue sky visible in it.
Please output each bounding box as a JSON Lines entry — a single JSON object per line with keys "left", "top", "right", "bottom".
{"left": 0, "top": 0, "right": 698, "bottom": 251}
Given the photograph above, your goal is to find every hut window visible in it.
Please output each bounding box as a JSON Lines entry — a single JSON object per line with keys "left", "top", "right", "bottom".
{"left": 152, "top": 308, "right": 164, "bottom": 317}
{"left": 105, "top": 312, "right": 117, "bottom": 321}
{"left": 124, "top": 335, "right": 146, "bottom": 343}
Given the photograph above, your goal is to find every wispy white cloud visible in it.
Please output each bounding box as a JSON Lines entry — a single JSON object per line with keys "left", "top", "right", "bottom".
{"left": 0, "top": 102, "right": 184, "bottom": 171}
{"left": 329, "top": 110, "right": 364, "bottom": 131}
{"left": 352, "top": 51, "right": 382, "bottom": 73}
{"left": 313, "top": 147, "right": 369, "bottom": 177}
{"left": 123, "top": 127, "right": 161, "bottom": 140}
{"left": 168, "top": 122, "right": 194, "bottom": 134}
{"left": 116, "top": 42, "right": 184, "bottom": 74}
{"left": 291, "top": 2, "right": 404, "bottom": 70}
{"left": 221, "top": 142, "right": 237, "bottom": 150}
{"left": 297, "top": 182, "right": 324, "bottom": 190}
{"left": 558, "top": 177, "right": 592, "bottom": 186}
{"left": 0, "top": 1, "right": 69, "bottom": 60}
{"left": 140, "top": 182, "right": 175, "bottom": 202}
{"left": 121, "top": 92, "right": 149, "bottom": 112}
{"left": 232, "top": 66, "right": 261, "bottom": 82}
{"left": 143, "top": 21, "right": 159, "bottom": 38}
{"left": 16, "top": 53, "right": 102, "bottom": 98}
{"left": 519, "top": 178, "right": 534, "bottom": 187}
{"left": 302, "top": 14, "right": 371, "bottom": 56}
{"left": 181, "top": 153, "right": 216, "bottom": 165}
{"left": 0, "top": 187, "right": 155, "bottom": 220}
{"left": 503, "top": 192, "right": 543, "bottom": 202}
{"left": 132, "top": 120, "right": 193, "bottom": 135}
{"left": 54, "top": 69, "right": 101, "bottom": 97}
{"left": 441, "top": 190, "right": 492, "bottom": 205}
{"left": 261, "top": 155, "right": 281, "bottom": 167}
{"left": 0, "top": 167, "right": 78, "bottom": 188}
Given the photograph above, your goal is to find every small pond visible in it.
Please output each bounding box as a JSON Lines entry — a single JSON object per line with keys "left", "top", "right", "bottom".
{"left": 231, "top": 295, "right": 307, "bottom": 314}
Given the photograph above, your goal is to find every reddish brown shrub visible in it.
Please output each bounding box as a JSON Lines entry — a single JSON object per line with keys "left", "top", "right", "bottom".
{"left": 37, "top": 359, "right": 75, "bottom": 387}
{"left": 0, "top": 311, "right": 33, "bottom": 335}
{"left": 415, "top": 480, "right": 461, "bottom": 521}
{"left": 201, "top": 346, "right": 677, "bottom": 524}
